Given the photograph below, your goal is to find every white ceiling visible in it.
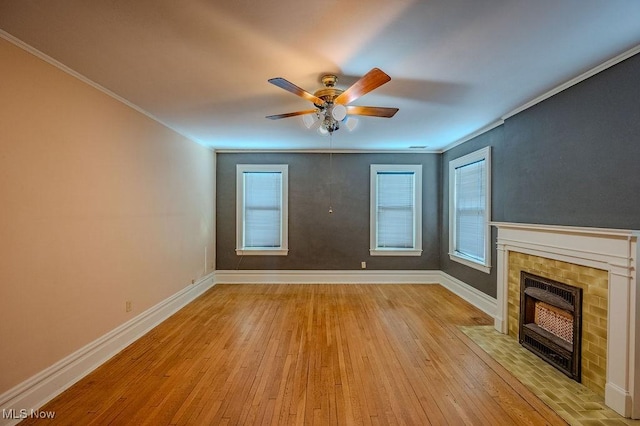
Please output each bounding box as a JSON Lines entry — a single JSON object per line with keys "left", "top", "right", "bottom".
{"left": 1, "top": 0, "right": 639, "bottom": 152}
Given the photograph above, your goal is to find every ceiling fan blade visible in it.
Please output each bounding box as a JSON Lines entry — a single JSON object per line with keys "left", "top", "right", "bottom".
{"left": 346, "top": 106, "right": 398, "bottom": 118}
{"left": 266, "top": 110, "right": 317, "bottom": 120}
{"left": 268, "top": 78, "right": 325, "bottom": 105}
{"left": 334, "top": 68, "right": 391, "bottom": 105}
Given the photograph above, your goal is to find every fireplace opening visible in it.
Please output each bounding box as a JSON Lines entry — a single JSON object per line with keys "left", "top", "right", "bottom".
{"left": 519, "top": 272, "right": 583, "bottom": 381}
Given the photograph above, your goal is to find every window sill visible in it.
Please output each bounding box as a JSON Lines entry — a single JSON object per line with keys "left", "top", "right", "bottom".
{"left": 236, "top": 248, "right": 288, "bottom": 256}
{"left": 370, "top": 249, "right": 422, "bottom": 257}
{"left": 449, "top": 252, "right": 491, "bottom": 273}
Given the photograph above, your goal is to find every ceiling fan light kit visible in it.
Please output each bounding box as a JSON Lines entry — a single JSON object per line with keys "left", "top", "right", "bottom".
{"left": 266, "top": 68, "right": 399, "bottom": 134}
{"left": 331, "top": 104, "right": 347, "bottom": 121}
{"left": 301, "top": 113, "right": 317, "bottom": 129}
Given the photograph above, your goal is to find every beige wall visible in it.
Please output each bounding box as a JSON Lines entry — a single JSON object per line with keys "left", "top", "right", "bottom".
{"left": 0, "top": 38, "right": 215, "bottom": 393}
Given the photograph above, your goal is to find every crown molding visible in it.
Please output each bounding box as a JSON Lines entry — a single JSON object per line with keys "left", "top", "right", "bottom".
{"left": 442, "top": 120, "right": 504, "bottom": 153}
{"left": 4, "top": 28, "right": 637, "bottom": 156}
{"left": 213, "top": 149, "right": 440, "bottom": 154}
{"left": 444, "top": 44, "right": 640, "bottom": 153}
{"left": 502, "top": 44, "right": 640, "bottom": 120}
{"left": 0, "top": 29, "right": 206, "bottom": 148}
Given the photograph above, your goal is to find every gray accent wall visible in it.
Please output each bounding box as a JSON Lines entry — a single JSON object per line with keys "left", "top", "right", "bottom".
{"left": 216, "top": 152, "right": 440, "bottom": 270}
{"left": 495, "top": 53, "right": 640, "bottom": 228}
{"left": 440, "top": 127, "right": 503, "bottom": 297}
{"left": 441, "top": 52, "right": 640, "bottom": 297}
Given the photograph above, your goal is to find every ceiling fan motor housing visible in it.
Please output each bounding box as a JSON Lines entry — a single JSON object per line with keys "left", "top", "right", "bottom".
{"left": 313, "top": 74, "right": 343, "bottom": 106}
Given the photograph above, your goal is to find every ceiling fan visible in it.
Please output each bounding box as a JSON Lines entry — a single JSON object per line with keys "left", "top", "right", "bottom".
{"left": 266, "top": 68, "right": 399, "bottom": 134}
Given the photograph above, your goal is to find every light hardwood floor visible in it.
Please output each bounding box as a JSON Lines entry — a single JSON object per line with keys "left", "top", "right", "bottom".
{"left": 21, "top": 284, "right": 567, "bottom": 425}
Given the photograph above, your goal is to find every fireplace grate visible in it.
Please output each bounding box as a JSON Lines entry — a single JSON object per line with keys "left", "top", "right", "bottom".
{"left": 519, "top": 272, "right": 582, "bottom": 381}
{"left": 523, "top": 333, "right": 571, "bottom": 371}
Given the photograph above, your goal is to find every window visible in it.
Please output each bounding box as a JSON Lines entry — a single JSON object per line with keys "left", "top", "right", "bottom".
{"left": 449, "top": 147, "right": 491, "bottom": 272}
{"left": 236, "top": 164, "right": 288, "bottom": 255}
{"left": 370, "top": 164, "right": 422, "bottom": 256}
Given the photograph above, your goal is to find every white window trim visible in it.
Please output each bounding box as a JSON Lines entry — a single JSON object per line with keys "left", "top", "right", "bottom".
{"left": 448, "top": 146, "right": 491, "bottom": 273}
{"left": 370, "top": 164, "right": 423, "bottom": 257}
{"left": 236, "top": 164, "right": 289, "bottom": 256}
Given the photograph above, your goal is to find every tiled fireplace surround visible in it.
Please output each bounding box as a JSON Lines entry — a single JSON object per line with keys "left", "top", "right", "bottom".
{"left": 492, "top": 222, "right": 640, "bottom": 418}
{"left": 508, "top": 252, "right": 608, "bottom": 394}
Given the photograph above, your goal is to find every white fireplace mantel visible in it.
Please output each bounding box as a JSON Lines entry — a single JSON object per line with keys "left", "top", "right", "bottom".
{"left": 491, "top": 222, "right": 639, "bottom": 418}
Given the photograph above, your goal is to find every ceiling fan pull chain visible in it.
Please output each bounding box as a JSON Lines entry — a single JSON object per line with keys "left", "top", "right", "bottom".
{"left": 328, "top": 133, "right": 333, "bottom": 214}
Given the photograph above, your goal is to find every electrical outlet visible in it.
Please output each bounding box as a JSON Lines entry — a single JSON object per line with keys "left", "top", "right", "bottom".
{"left": 125, "top": 301, "right": 132, "bottom": 312}
{"left": 361, "top": 261, "right": 367, "bottom": 269}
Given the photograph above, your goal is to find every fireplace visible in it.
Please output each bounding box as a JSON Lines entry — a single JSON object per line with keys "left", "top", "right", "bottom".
{"left": 492, "top": 222, "right": 640, "bottom": 419}
{"left": 519, "top": 271, "right": 582, "bottom": 381}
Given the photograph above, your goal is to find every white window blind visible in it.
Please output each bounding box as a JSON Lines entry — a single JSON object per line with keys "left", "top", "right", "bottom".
{"left": 236, "top": 164, "right": 288, "bottom": 256}
{"left": 370, "top": 164, "right": 422, "bottom": 256}
{"left": 454, "top": 159, "right": 486, "bottom": 261}
{"left": 448, "top": 146, "right": 491, "bottom": 272}
{"left": 376, "top": 172, "right": 415, "bottom": 248}
{"left": 243, "top": 171, "right": 282, "bottom": 248}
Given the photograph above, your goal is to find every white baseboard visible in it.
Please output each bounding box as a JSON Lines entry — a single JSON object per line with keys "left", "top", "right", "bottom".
{"left": 437, "top": 271, "right": 497, "bottom": 318}
{"left": 214, "top": 269, "right": 442, "bottom": 284}
{"left": 215, "top": 269, "right": 497, "bottom": 318}
{"left": 605, "top": 383, "right": 634, "bottom": 419}
{"left": 0, "top": 273, "right": 215, "bottom": 426}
